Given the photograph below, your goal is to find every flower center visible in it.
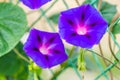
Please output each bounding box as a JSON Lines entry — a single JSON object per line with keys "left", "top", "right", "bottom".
{"left": 76, "top": 27, "right": 87, "bottom": 35}
{"left": 39, "top": 45, "right": 49, "bottom": 55}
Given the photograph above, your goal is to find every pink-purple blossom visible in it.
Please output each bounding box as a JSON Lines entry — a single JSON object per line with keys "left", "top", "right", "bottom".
{"left": 23, "top": 29, "right": 68, "bottom": 68}
{"left": 58, "top": 4, "right": 108, "bottom": 48}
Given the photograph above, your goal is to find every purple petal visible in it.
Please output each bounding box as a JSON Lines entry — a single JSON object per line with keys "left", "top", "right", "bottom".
{"left": 59, "top": 29, "right": 93, "bottom": 48}
{"left": 23, "top": 28, "right": 68, "bottom": 68}
{"left": 20, "top": 0, "right": 51, "bottom": 9}
{"left": 58, "top": 4, "right": 108, "bottom": 48}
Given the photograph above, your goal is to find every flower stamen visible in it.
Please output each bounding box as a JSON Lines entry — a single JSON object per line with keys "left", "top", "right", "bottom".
{"left": 39, "top": 45, "right": 49, "bottom": 55}
{"left": 76, "top": 27, "right": 87, "bottom": 35}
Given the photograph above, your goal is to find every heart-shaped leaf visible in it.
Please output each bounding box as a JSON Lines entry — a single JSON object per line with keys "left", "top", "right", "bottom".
{"left": 0, "top": 3, "right": 27, "bottom": 56}
{"left": 100, "top": 2, "right": 117, "bottom": 24}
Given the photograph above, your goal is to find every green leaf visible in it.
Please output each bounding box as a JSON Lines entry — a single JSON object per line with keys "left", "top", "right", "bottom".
{"left": 0, "top": 2, "right": 27, "bottom": 56}
{"left": 112, "top": 22, "right": 120, "bottom": 34}
{"left": 0, "top": 74, "right": 6, "bottom": 80}
{"left": 49, "top": 13, "right": 60, "bottom": 24}
{"left": 0, "top": 42, "right": 29, "bottom": 80}
{"left": 100, "top": 2, "right": 117, "bottom": 24}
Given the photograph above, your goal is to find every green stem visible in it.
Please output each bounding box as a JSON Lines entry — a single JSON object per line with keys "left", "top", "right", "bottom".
{"left": 61, "top": 46, "right": 75, "bottom": 69}
{"left": 94, "top": 61, "right": 117, "bottom": 80}
{"left": 29, "top": 0, "right": 58, "bottom": 28}
{"left": 107, "top": 29, "right": 119, "bottom": 62}
{"left": 34, "top": 72, "right": 37, "bottom": 80}
{"left": 108, "top": 18, "right": 120, "bottom": 61}
{"left": 92, "top": 50, "right": 109, "bottom": 80}
{"left": 50, "top": 48, "right": 76, "bottom": 80}
{"left": 109, "top": 17, "right": 120, "bottom": 29}
{"left": 108, "top": 34, "right": 115, "bottom": 58}
{"left": 87, "top": 49, "right": 120, "bottom": 70}
{"left": 49, "top": 69, "right": 55, "bottom": 77}
{"left": 13, "top": 48, "right": 30, "bottom": 63}
{"left": 51, "top": 49, "right": 82, "bottom": 80}
{"left": 90, "top": 0, "right": 98, "bottom": 5}
{"left": 62, "top": 0, "right": 69, "bottom": 9}
{"left": 107, "top": 18, "right": 120, "bottom": 62}
{"left": 37, "top": 75, "right": 42, "bottom": 80}
{"left": 97, "top": 0, "right": 102, "bottom": 11}
{"left": 80, "top": 49, "right": 84, "bottom": 62}
{"left": 75, "top": 0, "right": 80, "bottom": 5}
{"left": 98, "top": 44, "right": 113, "bottom": 80}
{"left": 77, "top": 48, "right": 86, "bottom": 71}
{"left": 69, "top": 59, "right": 82, "bottom": 80}
{"left": 68, "top": 48, "right": 82, "bottom": 80}
{"left": 50, "top": 66, "right": 69, "bottom": 80}
{"left": 108, "top": 32, "right": 119, "bottom": 63}
{"left": 39, "top": 9, "right": 56, "bottom": 31}
{"left": 68, "top": 46, "right": 76, "bottom": 58}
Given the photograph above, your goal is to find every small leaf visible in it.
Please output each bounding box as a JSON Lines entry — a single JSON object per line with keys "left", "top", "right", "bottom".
{"left": 49, "top": 13, "right": 60, "bottom": 24}
{"left": 0, "top": 3, "right": 27, "bottom": 56}
{"left": 100, "top": 2, "right": 117, "bottom": 24}
{"left": 112, "top": 22, "right": 120, "bottom": 34}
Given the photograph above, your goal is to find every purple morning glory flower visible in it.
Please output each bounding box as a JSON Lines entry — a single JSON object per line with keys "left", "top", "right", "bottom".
{"left": 23, "top": 29, "right": 68, "bottom": 68}
{"left": 20, "top": 0, "right": 51, "bottom": 9}
{"left": 58, "top": 4, "right": 108, "bottom": 48}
